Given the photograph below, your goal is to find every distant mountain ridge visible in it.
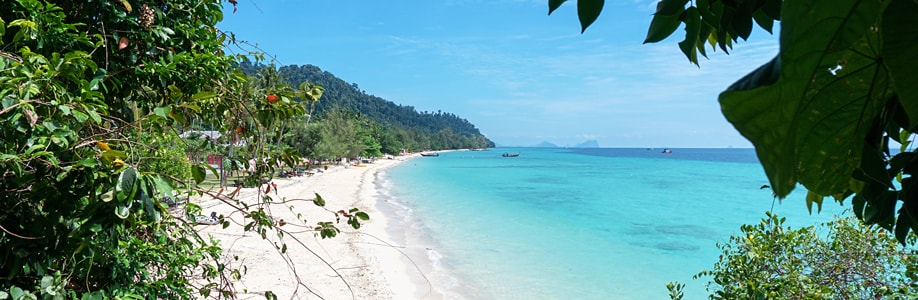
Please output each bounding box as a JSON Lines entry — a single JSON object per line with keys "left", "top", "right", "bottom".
{"left": 236, "top": 62, "right": 494, "bottom": 149}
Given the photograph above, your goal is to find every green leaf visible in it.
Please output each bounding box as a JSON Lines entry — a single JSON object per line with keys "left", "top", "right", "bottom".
{"left": 153, "top": 106, "right": 170, "bottom": 119}
{"left": 895, "top": 212, "right": 910, "bottom": 245}
{"left": 677, "top": 7, "right": 701, "bottom": 65}
{"left": 40, "top": 275, "right": 52, "bottom": 289}
{"left": 118, "top": 168, "right": 137, "bottom": 195}
{"left": 114, "top": 203, "right": 130, "bottom": 219}
{"left": 116, "top": 167, "right": 137, "bottom": 202}
{"left": 719, "top": 0, "right": 888, "bottom": 198}
{"left": 203, "top": 163, "right": 219, "bottom": 180}
{"left": 179, "top": 103, "right": 202, "bottom": 113}
{"left": 313, "top": 193, "right": 325, "bottom": 207}
{"left": 730, "top": 1, "right": 755, "bottom": 40}
{"left": 71, "top": 110, "right": 88, "bottom": 123}
{"left": 142, "top": 189, "right": 161, "bottom": 222}
{"left": 695, "top": 22, "right": 713, "bottom": 58}
{"left": 10, "top": 287, "right": 22, "bottom": 299}
{"left": 51, "top": 130, "right": 70, "bottom": 148}
{"left": 751, "top": 9, "right": 774, "bottom": 34}
{"left": 55, "top": 171, "right": 68, "bottom": 182}
{"left": 100, "top": 192, "right": 113, "bottom": 202}
{"left": 864, "top": 190, "right": 897, "bottom": 227}
{"left": 355, "top": 211, "right": 369, "bottom": 221}
{"left": 190, "top": 91, "right": 217, "bottom": 101}
{"left": 2, "top": 97, "right": 14, "bottom": 109}
{"left": 76, "top": 158, "right": 99, "bottom": 168}
{"left": 191, "top": 164, "right": 206, "bottom": 184}
{"left": 265, "top": 291, "right": 277, "bottom": 300}
{"left": 152, "top": 175, "right": 174, "bottom": 199}
{"left": 24, "top": 144, "right": 44, "bottom": 155}
{"left": 80, "top": 292, "right": 103, "bottom": 300}
{"left": 58, "top": 105, "right": 71, "bottom": 116}
{"left": 577, "top": 0, "right": 604, "bottom": 33}
{"left": 882, "top": 0, "right": 918, "bottom": 130}
{"left": 760, "top": 0, "right": 782, "bottom": 20}
{"left": 86, "top": 108, "right": 101, "bottom": 124}
{"left": 548, "top": 0, "right": 567, "bottom": 15}
{"left": 348, "top": 217, "right": 362, "bottom": 229}
{"left": 89, "top": 69, "right": 106, "bottom": 91}
{"left": 644, "top": 9, "right": 684, "bottom": 44}
{"left": 655, "top": 0, "right": 689, "bottom": 16}
{"left": 805, "top": 191, "right": 823, "bottom": 214}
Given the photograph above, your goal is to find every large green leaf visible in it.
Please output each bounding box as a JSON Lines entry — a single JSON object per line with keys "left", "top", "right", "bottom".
{"left": 644, "top": 5, "right": 684, "bottom": 44}
{"left": 719, "top": 0, "right": 889, "bottom": 198}
{"left": 655, "top": 0, "right": 689, "bottom": 15}
{"left": 677, "top": 7, "right": 702, "bottom": 65}
{"left": 577, "top": 0, "right": 604, "bottom": 33}
{"left": 548, "top": 0, "right": 567, "bottom": 15}
{"left": 152, "top": 175, "right": 174, "bottom": 199}
{"left": 882, "top": 0, "right": 918, "bottom": 130}
{"left": 191, "top": 164, "right": 206, "bottom": 184}
{"left": 116, "top": 167, "right": 137, "bottom": 202}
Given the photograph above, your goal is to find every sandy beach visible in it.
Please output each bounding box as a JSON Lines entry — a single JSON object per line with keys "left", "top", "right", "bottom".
{"left": 193, "top": 154, "right": 448, "bottom": 299}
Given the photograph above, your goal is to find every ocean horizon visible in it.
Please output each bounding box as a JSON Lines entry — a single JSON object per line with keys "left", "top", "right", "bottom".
{"left": 376, "top": 147, "right": 849, "bottom": 299}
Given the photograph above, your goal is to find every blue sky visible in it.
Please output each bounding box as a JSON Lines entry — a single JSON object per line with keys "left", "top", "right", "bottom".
{"left": 217, "top": 1, "right": 779, "bottom": 148}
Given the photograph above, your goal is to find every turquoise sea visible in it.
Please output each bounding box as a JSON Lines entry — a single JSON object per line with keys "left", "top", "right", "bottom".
{"left": 376, "top": 148, "right": 848, "bottom": 299}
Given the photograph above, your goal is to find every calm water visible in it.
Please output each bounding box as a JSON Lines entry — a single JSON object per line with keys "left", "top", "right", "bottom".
{"left": 377, "top": 148, "right": 848, "bottom": 299}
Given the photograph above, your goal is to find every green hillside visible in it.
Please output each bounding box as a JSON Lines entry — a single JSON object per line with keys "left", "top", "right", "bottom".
{"left": 238, "top": 62, "right": 494, "bottom": 151}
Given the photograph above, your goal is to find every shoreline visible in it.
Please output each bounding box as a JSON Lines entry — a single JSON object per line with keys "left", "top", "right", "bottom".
{"left": 194, "top": 153, "right": 452, "bottom": 299}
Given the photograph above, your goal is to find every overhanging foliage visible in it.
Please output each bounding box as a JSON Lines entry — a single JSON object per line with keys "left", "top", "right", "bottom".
{"left": 551, "top": 0, "right": 918, "bottom": 244}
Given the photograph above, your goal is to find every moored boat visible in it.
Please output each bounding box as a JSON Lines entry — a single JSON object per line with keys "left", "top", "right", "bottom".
{"left": 421, "top": 152, "right": 439, "bottom": 157}
{"left": 502, "top": 153, "right": 520, "bottom": 157}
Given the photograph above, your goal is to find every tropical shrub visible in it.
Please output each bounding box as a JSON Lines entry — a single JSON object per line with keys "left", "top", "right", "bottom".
{"left": 674, "top": 213, "right": 918, "bottom": 299}
{"left": 0, "top": 0, "right": 370, "bottom": 298}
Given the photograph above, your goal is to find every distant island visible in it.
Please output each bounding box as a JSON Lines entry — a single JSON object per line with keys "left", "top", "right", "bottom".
{"left": 532, "top": 141, "right": 559, "bottom": 148}
{"left": 496, "top": 140, "right": 600, "bottom": 148}
{"left": 574, "top": 140, "right": 600, "bottom": 148}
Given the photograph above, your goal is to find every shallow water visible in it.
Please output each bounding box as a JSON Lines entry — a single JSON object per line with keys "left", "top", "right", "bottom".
{"left": 378, "top": 148, "right": 847, "bottom": 299}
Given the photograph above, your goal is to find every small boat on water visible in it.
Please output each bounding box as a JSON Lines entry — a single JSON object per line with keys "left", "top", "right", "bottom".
{"left": 420, "top": 152, "right": 439, "bottom": 157}
{"left": 502, "top": 153, "right": 520, "bottom": 157}
{"left": 661, "top": 149, "right": 673, "bottom": 154}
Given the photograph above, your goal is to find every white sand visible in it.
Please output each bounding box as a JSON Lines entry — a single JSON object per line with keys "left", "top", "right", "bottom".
{"left": 193, "top": 155, "right": 451, "bottom": 299}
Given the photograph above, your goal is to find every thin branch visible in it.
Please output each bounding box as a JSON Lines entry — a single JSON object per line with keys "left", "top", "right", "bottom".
{"left": 0, "top": 50, "right": 23, "bottom": 63}
{"left": 0, "top": 99, "right": 39, "bottom": 116}
{"left": 0, "top": 223, "right": 42, "bottom": 240}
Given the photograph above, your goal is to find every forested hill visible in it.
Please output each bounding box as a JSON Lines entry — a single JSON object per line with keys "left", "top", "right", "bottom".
{"left": 237, "top": 62, "right": 494, "bottom": 149}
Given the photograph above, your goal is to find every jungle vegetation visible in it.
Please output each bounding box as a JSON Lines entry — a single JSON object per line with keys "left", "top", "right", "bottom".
{"left": 0, "top": 0, "right": 488, "bottom": 298}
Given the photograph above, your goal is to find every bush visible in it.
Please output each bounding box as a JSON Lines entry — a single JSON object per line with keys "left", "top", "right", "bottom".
{"left": 677, "top": 212, "right": 918, "bottom": 299}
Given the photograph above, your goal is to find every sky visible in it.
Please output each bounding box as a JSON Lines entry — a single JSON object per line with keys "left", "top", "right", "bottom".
{"left": 217, "top": 0, "right": 781, "bottom": 148}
